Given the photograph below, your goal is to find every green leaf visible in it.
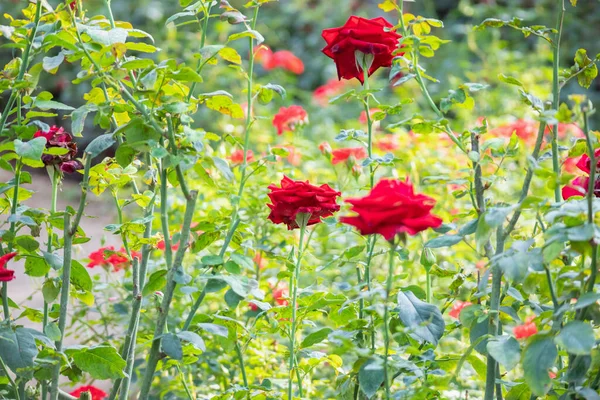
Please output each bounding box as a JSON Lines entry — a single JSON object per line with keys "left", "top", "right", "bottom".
{"left": 0, "top": 326, "right": 38, "bottom": 371}
{"left": 555, "top": 321, "right": 595, "bottom": 355}
{"left": 487, "top": 335, "right": 521, "bottom": 371}
{"left": 24, "top": 257, "right": 50, "bottom": 277}
{"left": 574, "top": 49, "right": 598, "bottom": 89}
{"left": 162, "top": 333, "right": 183, "bottom": 360}
{"left": 44, "top": 322, "right": 61, "bottom": 342}
{"left": 498, "top": 73, "right": 523, "bottom": 87}
{"left": 396, "top": 290, "right": 445, "bottom": 345}
{"left": 301, "top": 328, "right": 332, "bottom": 348}
{"left": 72, "top": 345, "right": 126, "bottom": 380}
{"left": 42, "top": 279, "right": 60, "bottom": 303}
{"left": 358, "top": 357, "right": 385, "bottom": 399}
{"left": 192, "top": 231, "right": 220, "bottom": 253}
{"left": 115, "top": 144, "right": 136, "bottom": 167}
{"left": 198, "top": 323, "right": 228, "bottom": 338}
{"left": 177, "top": 331, "right": 206, "bottom": 351}
{"left": 14, "top": 137, "right": 46, "bottom": 160}
{"left": 42, "top": 251, "right": 63, "bottom": 270}
{"left": 42, "top": 52, "right": 64, "bottom": 74}
{"left": 34, "top": 99, "right": 75, "bottom": 111}
{"left": 522, "top": 336, "right": 557, "bottom": 397}
{"left": 86, "top": 134, "right": 115, "bottom": 157}
{"left": 201, "top": 255, "right": 224, "bottom": 266}
{"left": 70, "top": 260, "right": 93, "bottom": 292}
{"left": 424, "top": 234, "right": 463, "bottom": 248}
{"left": 228, "top": 29, "right": 264, "bottom": 45}
{"left": 142, "top": 270, "right": 167, "bottom": 296}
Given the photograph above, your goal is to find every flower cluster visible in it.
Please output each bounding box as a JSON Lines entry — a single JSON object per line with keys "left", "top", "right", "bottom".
{"left": 562, "top": 149, "right": 600, "bottom": 199}
{"left": 34, "top": 126, "right": 83, "bottom": 173}
{"left": 87, "top": 246, "right": 140, "bottom": 272}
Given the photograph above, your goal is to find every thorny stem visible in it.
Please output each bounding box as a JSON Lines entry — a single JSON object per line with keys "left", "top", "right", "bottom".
{"left": 288, "top": 218, "right": 308, "bottom": 399}
{"left": 383, "top": 245, "right": 397, "bottom": 400}
{"left": 167, "top": 116, "right": 191, "bottom": 200}
{"left": 137, "top": 190, "right": 198, "bottom": 399}
{"left": 2, "top": 158, "right": 22, "bottom": 320}
{"left": 551, "top": 0, "right": 566, "bottom": 203}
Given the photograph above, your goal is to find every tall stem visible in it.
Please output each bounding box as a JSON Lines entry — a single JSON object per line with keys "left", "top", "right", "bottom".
{"left": 288, "top": 219, "right": 308, "bottom": 400}
{"left": 383, "top": 245, "right": 396, "bottom": 400}
{"left": 551, "top": 0, "right": 565, "bottom": 202}
{"left": 137, "top": 191, "right": 198, "bottom": 398}
{"left": 49, "top": 213, "right": 73, "bottom": 400}
{"left": 0, "top": 353, "right": 20, "bottom": 400}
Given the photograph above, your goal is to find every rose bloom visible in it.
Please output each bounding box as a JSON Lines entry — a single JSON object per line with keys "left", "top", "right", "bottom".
{"left": 490, "top": 120, "right": 584, "bottom": 144}
{"left": 34, "top": 126, "right": 83, "bottom": 173}
{"left": 375, "top": 134, "right": 399, "bottom": 152}
{"left": 513, "top": 317, "right": 538, "bottom": 339}
{"left": 341, "top": 179, "right": 443, "bottom": 240}
{"left": 0, "top": 252, "right": 17, "bottom": 282}
{"left": 230, "top": 149, "right": 255, "bottom": 164}
{"left": 87, "top": 246, "right": 140, "bottom": 272}
{"left": 359, "top": 108, "right": 381, "bottom": 124}
{"left": 322, "top": 16, "right": 402, "bottom": 83}
{"left": 562, "top": 149, "right": 600, "bottom": 200}
{"left": 448, "top": 301, "right": 472, "bottom": 319}
{"left": 313, "top": 79, "right": 346, "bottom": 106}
{"left": 69, "top": 385, "right": 107, "bottom": 400}
{"left": 272, "top": 106, "right": 308, "bottom": 135}
{"left": 267, "top": 176, "right": 341, "bottom": 230}
{"left": 331, "top": 147, "right": 367, "bottom": 165}
{"left": 255, "top": 46, "right": 304, "bottom": 74}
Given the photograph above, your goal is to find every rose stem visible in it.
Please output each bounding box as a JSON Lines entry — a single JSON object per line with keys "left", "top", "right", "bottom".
{"left": 288, "top": 215, "right": 309, "bottom": 399}
{"left": 383, "top": 243, "right": 397, "bottom": 400}
{"left": 551, "top": 0, "right": 566, "bottom": 202}
{"left": 137, "top": 190, "right": 198, "bottom": 399}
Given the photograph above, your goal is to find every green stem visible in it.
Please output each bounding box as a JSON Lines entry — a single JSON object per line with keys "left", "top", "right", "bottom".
{"left": 187, "top": 3, "right": 213, "bottom": 102}
{"left": 362, "top": 62, "right": 375, "bottom": 189}
{"left": 69, "top": 157, "right": 92, "bottom": 236}
{"left": 235, "top": 340, "right": 249, "bottom": 389}
{"left": 551, "top": 0, "right": 565, "bottom": 202}
{"left": 0, "top": 0, "right": 42, "bottom": 135}
{"left": 176, "top": 364, "right": 195, "bottom": 400}
{"left": 0, "top": 353, "right": 20, "bottom": 400}
{"left": 49, "top": 213, "right": 73, "bottom": 400}
{"left": 383, "top": 245, "right": 396, "bottom": 400}
{"left": 137, "top": 191, "right": 198, "bottom": 399}
{"left": 167, "top": 116, "right": 191, "bottom": 200}
{"left": 159, "top": 155, "right": 173, "bottom": 269}
{"left": 426, "top": 271, "right": 432, "bottom": 304}
{"left": 42, "top": 168, "right": 60, "bottom": 399}
{"left": 288, "top": 219, "right": 308, "bottom": 400}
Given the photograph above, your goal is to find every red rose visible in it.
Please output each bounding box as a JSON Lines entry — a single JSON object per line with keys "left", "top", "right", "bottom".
{"left": 34, "top": 126, "right": 83, "bottom": 173}
{"left": 562, "top": 149, "right": 600, "bottom": 200}
{"left": 267, "top": 176, "right": 341, "bottom": 230}
{"left": 87, "top": 247, "right": 139, "bottom": 272}
{"left": 331, "top": 147, "right": 367, "bottom": 165}
{"left": 255, "top": 46, "right": 304, "bottom": 74}
{"left": 69, "top": 385, "right": 107, "bottom": 400}
{"left": 322, "top": 16, "right": 402, "bottom": 83}
{"left": 341, "top": 179, "right": 442, "bottom": 240}
{"left": 448, "top": 301, "right": 472, "bottom": 319}
{"left": 0, "top": 252, "right": 17, "bottom": 282}
{"left": 513, "top": 317, "right": 537, "bottom": 340}
{"left": 312, "top": 79, "right": 346, "bottom": 106}
{"left": 230, "top": 149, "right": 255, "bottom": 164}
{"left": 272, "top": 106, "right": 308, "bottom": 135}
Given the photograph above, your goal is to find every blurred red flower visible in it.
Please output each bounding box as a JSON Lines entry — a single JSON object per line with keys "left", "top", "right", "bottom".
{"left": 255, "top": 46, "right": 304, "bottom": 74}
{"left": 313, "top": 79, "right": 346, "bottom": 106}
{"left": 272, "top": 106, "right": 308, "bottom": 135}
{"left": 331, "top": 147, "right": 367, "bottom": 165}
{"left": 359, "top": 108, "right": 381, "bottom": 124}
{"left": 448, "top": 301, "right": 472, "bottom": 319}
{"left": 322, "top": 16, "right": 402, "bottom": 83}
{"left": 87, "top": 246, "right": 140, "bottom": 272}
{"left": 230, "top": 149, "right": 255, "bottom": 164}
{"left": 267, "top": 176, "right": 341, "bottom": 230}
{"left": 513, "top": 318, "right": 537, "bottom": 339}
{"left": 341, "top": 179, "right": 442, "bottom": 240}
{"left": 69, "top": 385, "right": 107, "bottom": 400}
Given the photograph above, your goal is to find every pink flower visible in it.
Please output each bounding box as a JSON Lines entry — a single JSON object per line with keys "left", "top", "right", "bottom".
{"left": 448, "top": 301, "right": 472, "bottom": 319}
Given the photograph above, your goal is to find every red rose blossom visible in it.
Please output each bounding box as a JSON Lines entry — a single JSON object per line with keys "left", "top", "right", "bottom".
{"left": 230, "top": 149, "right": 255, "bottom": 164}
{"left": 562, "top": 149, "right": 600, "bottom": 200}
{"left": 272, "top": 106, "right": 308, "bottom": 135}
{"left": 34, "top": 126, "right": 83, "bottom": 173}
{"left": 341, "top": 179, "right": 443, "bottom": 240}
{"left": 267, "top": 176, "right": 341, "bottom": 230}
{"left": 255, "top": 46, "right": 304, "bottom": 74}
{"left": 331, "top": 147, "right": 368, "bottom": 165}
{"left": 513, "top": 317, "right": 537, "bottom": 339}
{"left": 322, "top": 16, "right": 402, "bottom": 83}
{"left": 0, "top": 252, "right": 17, "bottom": 282}
{"left": 87, "top": 246, "right": 140, "bottom": 272}
{"left": 448, "top": 301, "right": 472, "bottom": 319}
{"left": 69, "top": 385, "right": 107, "bottom": 400}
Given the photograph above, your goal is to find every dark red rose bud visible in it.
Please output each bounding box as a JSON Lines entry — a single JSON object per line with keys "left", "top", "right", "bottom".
{"left": 34, "top": 126, "right": 81, "bottom": 174}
